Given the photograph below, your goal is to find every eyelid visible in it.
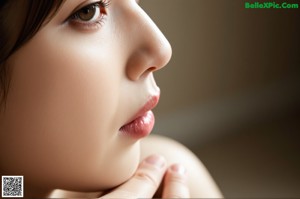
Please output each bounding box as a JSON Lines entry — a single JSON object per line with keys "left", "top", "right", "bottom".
{"left": 65, "top": 0, "right": 110, "bottom": 23}
{"left": 65, "top": 0, "right": 111, "bottom": 31}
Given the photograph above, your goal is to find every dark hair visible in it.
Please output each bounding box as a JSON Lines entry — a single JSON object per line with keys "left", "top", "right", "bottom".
{"left": 0, "top": 0, "right": 64, "bottom": 107}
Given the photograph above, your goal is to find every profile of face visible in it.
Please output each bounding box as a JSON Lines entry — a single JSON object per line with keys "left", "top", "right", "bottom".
{"left": 0, "top": 0, "right": 171, "bottom": 193}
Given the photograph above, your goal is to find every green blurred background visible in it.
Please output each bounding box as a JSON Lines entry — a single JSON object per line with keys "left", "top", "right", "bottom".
{"left": 141, "top": 0, "right": 300, "bottom": 197}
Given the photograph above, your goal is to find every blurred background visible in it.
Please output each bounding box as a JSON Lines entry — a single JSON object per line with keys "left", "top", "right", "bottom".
{"left": 141, "top": 0, "right": 300, "bottom": 197}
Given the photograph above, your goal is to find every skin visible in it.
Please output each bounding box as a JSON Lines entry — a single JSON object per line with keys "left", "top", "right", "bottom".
{"left": 141, "top": 135, "right": 223, "bottom": 198}
{"left": 0, "top": 0, "right": 222, "bottom": 198}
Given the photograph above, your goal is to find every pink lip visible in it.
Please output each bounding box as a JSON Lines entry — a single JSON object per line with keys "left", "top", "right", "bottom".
{"left": 120, "top": 95, "right": 160, "bottom": 139}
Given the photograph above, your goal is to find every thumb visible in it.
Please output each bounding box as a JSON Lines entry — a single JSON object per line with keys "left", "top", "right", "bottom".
{"left": 102, "top": 155, "right": 166, "bottom": 198}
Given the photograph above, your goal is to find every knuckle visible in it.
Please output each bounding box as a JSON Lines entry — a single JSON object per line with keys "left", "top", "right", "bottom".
{"left": 169, "top": 175, "right": 187, "bottom": 186}
{"left": 134, "top": 170, "right": 159, "bottom": 188}
{"left": 164, "top": 186, "right": 190, "bottom": 198}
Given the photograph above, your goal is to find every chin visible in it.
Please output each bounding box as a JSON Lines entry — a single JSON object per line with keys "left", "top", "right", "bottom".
{"left": 113, "top": 155, "right": 140, "bottom": 187}
{"left": 64, "top": 165, "right": 138, "bottom": 193}
{"left": 99, "top": 146, "right": 141, "bottom": 190}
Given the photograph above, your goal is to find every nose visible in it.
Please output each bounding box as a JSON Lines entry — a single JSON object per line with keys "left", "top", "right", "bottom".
{"left": 123, "top": 2, "right": 172, "bottom": 81}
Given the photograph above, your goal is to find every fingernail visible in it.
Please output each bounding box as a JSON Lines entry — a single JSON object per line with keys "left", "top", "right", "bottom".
{"left": 171, "top": 164, "right": 186, "bottom": 175}
{"left": 145, "top": 155, "right": 165, "bottom": 169}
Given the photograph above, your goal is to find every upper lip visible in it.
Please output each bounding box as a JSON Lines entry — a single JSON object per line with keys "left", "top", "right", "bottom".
{"left": 123, "top": 94, "right": 160, "bottom": 126}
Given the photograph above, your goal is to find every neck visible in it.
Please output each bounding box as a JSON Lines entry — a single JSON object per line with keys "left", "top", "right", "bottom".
{"left": 12, "top": 179, "right": 103, "bottom": 198}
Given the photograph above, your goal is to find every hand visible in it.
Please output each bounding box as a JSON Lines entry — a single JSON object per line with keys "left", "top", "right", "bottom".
{"left": 101, "top": 155, "right": 190, "bottom": 198}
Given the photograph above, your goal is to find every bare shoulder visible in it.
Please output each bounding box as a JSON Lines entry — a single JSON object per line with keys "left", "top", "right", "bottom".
{"left": 140, "top": 134, "right": 223, "bottom": 198}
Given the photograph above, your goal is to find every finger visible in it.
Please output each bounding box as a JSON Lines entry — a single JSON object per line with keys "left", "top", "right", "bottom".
{"left": 102, "top": 155, "right": 166, "bottom": 198}
{"left": 162, "top": 164, "right": 190, "bottom": 198}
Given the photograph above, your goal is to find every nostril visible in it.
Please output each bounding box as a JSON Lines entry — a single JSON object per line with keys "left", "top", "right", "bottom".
{"left": 138, "top": 66, "right": 157, "bottom": 79}
{"left": 147, "top": 66, "right": 156, "bottom": 73}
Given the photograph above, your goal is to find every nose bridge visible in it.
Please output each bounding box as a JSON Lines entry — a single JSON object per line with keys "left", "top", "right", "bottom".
{"left": 139, "top": 10, "right": 172, "bottom": 64}
{"left": 124, "top": 3, "right": 172, "bottom": 80}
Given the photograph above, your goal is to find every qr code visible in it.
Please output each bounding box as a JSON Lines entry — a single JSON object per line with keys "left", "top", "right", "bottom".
{"left": 2, "top": 176, "right": 23, "bottom": 197}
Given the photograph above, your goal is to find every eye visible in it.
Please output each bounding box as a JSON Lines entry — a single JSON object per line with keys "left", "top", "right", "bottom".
{"left": 68, "top": 0, "right": 110, "bottom": 30}
{"left": 77, "top": 4, "right": 101, "bottom": 22}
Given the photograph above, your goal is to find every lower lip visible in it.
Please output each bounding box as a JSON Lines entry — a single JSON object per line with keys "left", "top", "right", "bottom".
{"left": 120, "top": 110, "right": 155, "bottom": 139}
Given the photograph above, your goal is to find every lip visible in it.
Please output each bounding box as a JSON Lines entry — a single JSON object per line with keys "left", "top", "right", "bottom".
{"left": 119, "top": 94, "right": 160, "bottom": 139}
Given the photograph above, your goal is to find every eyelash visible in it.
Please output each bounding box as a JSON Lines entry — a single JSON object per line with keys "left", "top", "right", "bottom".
{"left": 68, "top": 0, "right": 111, "bottom": 30}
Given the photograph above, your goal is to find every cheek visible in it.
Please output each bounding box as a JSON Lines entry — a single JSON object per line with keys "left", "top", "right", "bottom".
{"left": 3, "top": 32, "right": 125, "bottom": 186}
{"left": 11, "top": 36, "right": 118, "bottom": 136}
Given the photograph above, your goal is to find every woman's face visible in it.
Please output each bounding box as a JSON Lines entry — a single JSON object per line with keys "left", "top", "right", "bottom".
{"left": 0, "top": 0, "right": 171, "bottom": 191}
